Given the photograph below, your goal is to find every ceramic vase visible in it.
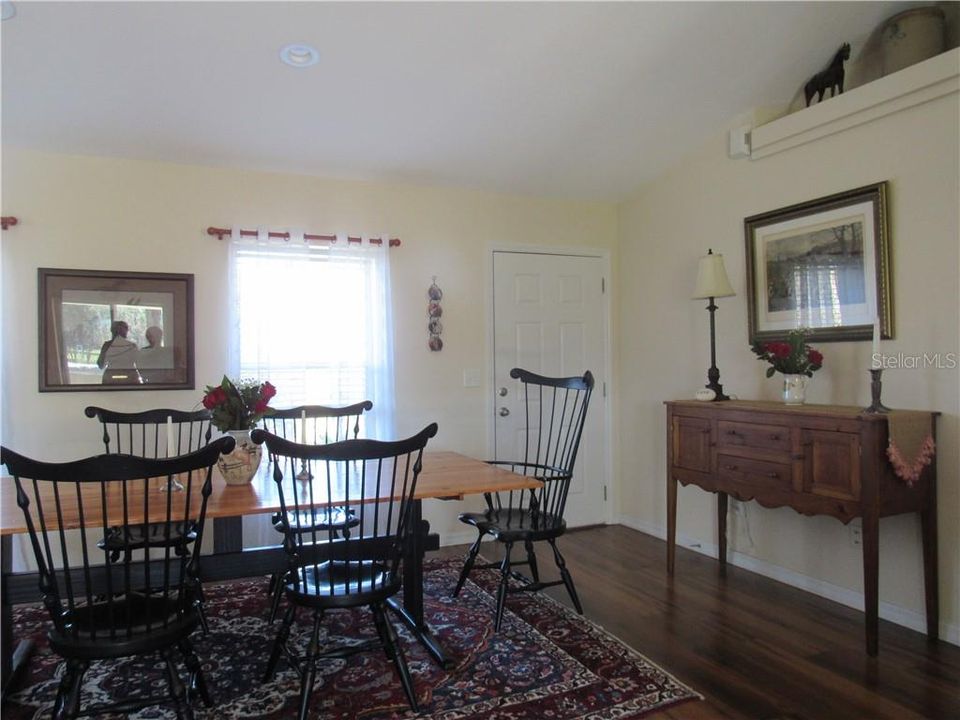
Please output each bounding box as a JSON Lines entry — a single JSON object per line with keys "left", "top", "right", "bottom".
{"left": 217, "top": 429, "right": 262, "bottom": 485}
{"left": 782, "top": 374, "right": 808, "bottom": 405}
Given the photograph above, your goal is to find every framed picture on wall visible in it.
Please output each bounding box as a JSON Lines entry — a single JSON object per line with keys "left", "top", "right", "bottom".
{"left": 38, "top": 268, "right": 195, "bottom": 391}
{"left": 744, "top": 182, "right": 892, "bottom": 344}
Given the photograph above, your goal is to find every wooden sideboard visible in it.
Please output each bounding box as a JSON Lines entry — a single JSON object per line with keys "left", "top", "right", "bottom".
{"left": 665, "top": 399, "right": 938, "bottom": 656}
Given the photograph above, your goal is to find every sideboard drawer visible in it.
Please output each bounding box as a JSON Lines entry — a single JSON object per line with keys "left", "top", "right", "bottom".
{"left": 717, "top": 420, "right": 791, "bottom": 454}
{"left": 717, "top": 453, "right": 792, "bottom": 491}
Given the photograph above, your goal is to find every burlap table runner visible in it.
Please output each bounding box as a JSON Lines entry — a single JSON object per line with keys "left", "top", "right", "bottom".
{"left": 886, "top": 410, "right": 936, "bottom": 486}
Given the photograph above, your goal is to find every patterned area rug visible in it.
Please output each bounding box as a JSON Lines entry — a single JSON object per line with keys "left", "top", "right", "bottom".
{"left": 5, "top": 557, "right": 701, "bottom": 719}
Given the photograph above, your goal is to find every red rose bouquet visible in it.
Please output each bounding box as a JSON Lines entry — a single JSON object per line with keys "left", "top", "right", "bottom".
{"left": 202, "top": 375, "right": 276, "bottom": 431}
{"left": 751, "top": 329, "right": 824, "bottom": 378}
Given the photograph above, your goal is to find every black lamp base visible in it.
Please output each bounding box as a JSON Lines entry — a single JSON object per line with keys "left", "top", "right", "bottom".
{"left": 703, "top": 297, "right": 730, "bottom": 401}
{"left": 706, "top": 384, "right": 730, "bottom": 401}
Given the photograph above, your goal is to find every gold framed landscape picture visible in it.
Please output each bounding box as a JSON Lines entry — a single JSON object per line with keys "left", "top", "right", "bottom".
{"left": 744, "top": 182, "right": 891, "bottom": 344}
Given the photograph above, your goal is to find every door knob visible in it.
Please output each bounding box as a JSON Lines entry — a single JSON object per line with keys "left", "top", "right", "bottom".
{"left": 498, "top": 387, "right": 508, "bottom": 397}
{"left": 498, "top": 407, "right": 510, "bottom": 417}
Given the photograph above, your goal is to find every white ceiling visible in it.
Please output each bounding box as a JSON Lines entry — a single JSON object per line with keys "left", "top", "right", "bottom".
{"left": 1, "top": 1, "right": 918, "bottom": 201}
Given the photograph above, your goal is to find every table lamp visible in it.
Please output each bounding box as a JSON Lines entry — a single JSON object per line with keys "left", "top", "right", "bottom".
{"left": 692, "top": 249, "right": 735, "bottom": 401}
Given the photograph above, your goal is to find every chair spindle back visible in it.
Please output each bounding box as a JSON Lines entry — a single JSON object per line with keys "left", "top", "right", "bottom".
{"left": 84, "top": 406, "right": 214, "bottom": 458}
{"left": 491, "top": 368, "right": 594, "bottom": 520}
{"left": 251, "top": 424, "right": 437, "bottom": 598}
{"left": 1, "top": 438, "right": 232, "bottom": 642}
{"left": 260, "top": 401, "right": 373, "bottom": 445}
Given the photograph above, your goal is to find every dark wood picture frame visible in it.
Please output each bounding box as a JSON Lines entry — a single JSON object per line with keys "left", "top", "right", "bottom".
{"left": 744, "top": 182, "right": 892, "bottom": 344}
{"left": 38, "top": 268, "right": 195, "bottom": 392}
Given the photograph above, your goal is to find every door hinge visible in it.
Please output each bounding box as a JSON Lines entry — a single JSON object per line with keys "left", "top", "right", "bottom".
{"left": 603, "top": 485, "right": 607, "bottom": 501}
{"left": 603, "top": 381, "right": 607, "bottom": 397}
{"left": 601, "top": 277, "right": 605, "bottom": 294}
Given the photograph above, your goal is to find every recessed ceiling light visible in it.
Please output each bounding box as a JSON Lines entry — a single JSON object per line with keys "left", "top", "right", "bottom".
{"left": 280, "top": 44, "right": 319, "bottom": 68}
{"left": 1, "top": 2, "right": 16, "bottom": 22}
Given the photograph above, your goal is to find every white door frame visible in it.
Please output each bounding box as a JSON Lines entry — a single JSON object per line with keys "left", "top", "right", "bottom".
{"left": 485, "top": 243, "right": 613, "bottom": 526}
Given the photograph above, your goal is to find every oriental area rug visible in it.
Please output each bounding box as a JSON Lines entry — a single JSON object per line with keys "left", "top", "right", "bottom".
{"left": 6, "top": 558, "right": 701, "bottom": 719}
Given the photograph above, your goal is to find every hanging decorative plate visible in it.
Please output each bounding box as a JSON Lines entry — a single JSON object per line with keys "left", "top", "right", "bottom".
{"left": 428, "top": 277, "right": 443, "bottom": 351}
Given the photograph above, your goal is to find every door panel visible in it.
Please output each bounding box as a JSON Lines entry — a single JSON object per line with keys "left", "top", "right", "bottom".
{"left": 493, "top": 251, "right": 607, "bottom": 527}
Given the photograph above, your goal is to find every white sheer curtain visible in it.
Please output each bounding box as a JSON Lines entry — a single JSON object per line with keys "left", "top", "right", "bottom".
{"left": 226, "top": 229, "right": 396, "bottom": 547}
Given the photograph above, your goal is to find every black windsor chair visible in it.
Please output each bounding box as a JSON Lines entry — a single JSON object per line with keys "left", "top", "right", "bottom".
{"left": 84, "top": 407, "right": 214, "bottom": 461}
{"left": 451, "top": 367, "right": 594, "bottom": 631}
{"left": 251, "top": 423, "right": 438, "bottom": 720}
{"left": 0, "top": 437, "right": 234, "bottom": 720}
{"left": 260, "top": 401, "right": 374, "bottom": 622}
{"left": 84, "top": 406, "right": 215, "bottom": 632}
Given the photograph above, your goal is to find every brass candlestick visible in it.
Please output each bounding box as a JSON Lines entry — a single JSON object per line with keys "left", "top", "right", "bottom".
{"left": 863, "top": 368, "right": 890, "bottom": 414}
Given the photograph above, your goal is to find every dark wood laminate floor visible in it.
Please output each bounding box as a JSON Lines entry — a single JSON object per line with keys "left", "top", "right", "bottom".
{"left": 433, "top": 525, "right": 959, "bottom": 720}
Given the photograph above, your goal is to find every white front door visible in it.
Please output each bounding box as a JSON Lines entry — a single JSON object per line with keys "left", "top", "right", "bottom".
{"left": 492, "top": 250, "right": 608, "bottom": 527}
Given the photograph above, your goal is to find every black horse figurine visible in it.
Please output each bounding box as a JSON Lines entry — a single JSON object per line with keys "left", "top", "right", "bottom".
{"left": 805, "top": 43, "right": 851, "bottom": 106}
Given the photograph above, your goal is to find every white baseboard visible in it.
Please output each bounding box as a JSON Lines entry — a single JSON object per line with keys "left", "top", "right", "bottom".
{"left": 618, "top": 515, "right": 959, "bottom": 648}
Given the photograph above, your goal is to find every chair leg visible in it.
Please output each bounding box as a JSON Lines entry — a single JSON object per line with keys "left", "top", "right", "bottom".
{"left": 264, "top": 603, "right": 296, "bottom": 682}
{"left": 297, "top": 610, "right": 323, "bottom": 720}
{"left": 161, "top": 646, "right": 193, "bottom": 720}
{"left": 549, "top": 538, "right": 583, "bottom": 614}
{"left": 179, "top": 638, "right": 213, "bottom": 708}
{"left": 195, "top": 583, "right": 210, "bottom": 636}
{"left": 268, "top": 571, "right": 286, "bottom": 623}
{"left": 373, "top": 603, "right": 419, "bottom": 713}
{"left": 451, "top": 531, "right": 484, "bottom": 598}
{"left": 52, "top": 658, "right": 87, "bottom": 720}
{"left": 494, "top": 541, "right": 514, "bottom": 632}
{"left": 371, "top": 602, "right": 395, "bottom": 660}
{"left": 524, "top": 539, "right": 540, "bottom": 584}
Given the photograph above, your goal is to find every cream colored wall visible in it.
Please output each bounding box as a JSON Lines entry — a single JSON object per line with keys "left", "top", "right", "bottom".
{"left": 617, "top": 91, "right": 959, "bottom": 640}
{"left": 0, "top": 148, "right": 618, "bottom": 542}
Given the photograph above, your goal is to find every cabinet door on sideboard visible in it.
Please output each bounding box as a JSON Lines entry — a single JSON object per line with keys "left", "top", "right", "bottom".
{"left": 672, "top": 415, "right": 712, "bottom": 473}
{"left": 801, "top": 428, "right": 861, "bottom": 502}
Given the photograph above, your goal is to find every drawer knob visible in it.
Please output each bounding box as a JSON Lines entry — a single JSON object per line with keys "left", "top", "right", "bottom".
{"left": 767, "top": 472, "right": 779, "bottom": 478}
{"left": 770, "top": 434, "right": 781, "bottom": 441}
{"left": 724, "top": 464, "right": 738, "bottom": 471}
{"left": 726, "top": 430, "right": 740, "bottom": 436}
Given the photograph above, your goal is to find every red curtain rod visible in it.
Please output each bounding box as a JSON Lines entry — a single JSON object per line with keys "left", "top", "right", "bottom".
{"left": 207, "top": 226, "right": 400, "bottom": 247}
{"left": 1, "top": 217, "right": 18, "bottom": 230}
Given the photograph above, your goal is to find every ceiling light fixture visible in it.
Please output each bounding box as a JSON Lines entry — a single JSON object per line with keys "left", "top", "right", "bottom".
{"left": 279, "top": 44, "right": 319, "bottom": 68}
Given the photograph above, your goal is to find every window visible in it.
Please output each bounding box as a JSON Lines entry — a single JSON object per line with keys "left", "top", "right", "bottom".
{"left": 228, "top": 235, "right": 395, "bottom": 439}
{"left": 229, "top": 233, "right": 396, "bottom": 548}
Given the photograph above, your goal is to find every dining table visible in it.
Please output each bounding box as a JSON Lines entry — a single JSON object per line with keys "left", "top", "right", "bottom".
{"left": 1, "top": 450, "right": 540, "bottom": 698}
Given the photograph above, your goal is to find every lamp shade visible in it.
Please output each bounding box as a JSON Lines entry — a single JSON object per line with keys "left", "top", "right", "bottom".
{"left": 692, "top": 251, "right": 735, "bottom": 299}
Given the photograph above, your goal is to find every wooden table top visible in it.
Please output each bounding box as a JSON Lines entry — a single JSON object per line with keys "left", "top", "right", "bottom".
{"left": 1, "top": 451, "right": 539, "bottom": 536}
